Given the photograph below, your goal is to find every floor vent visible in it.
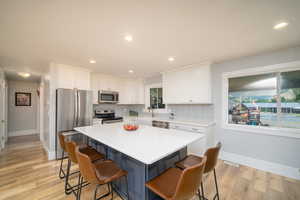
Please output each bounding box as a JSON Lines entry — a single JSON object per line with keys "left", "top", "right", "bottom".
{"left": 223, "top": 160, "right": 240, "bottom": 168}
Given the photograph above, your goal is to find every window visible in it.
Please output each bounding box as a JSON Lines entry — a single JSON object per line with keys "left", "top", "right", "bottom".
{"left": 279, "top": 70, "right": 300, "bottom": 128}
{"left": 225, "top": 63, "right": 300, "bottom": 131}
{"left": 144, "top": 83, "right": 167, "bottom": 112}
{"left": 149, "top": 88, "right": 165, "bottom": 109}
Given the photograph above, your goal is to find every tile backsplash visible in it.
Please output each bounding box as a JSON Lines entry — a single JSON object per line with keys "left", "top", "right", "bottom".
{"left": 93, "top": 104, "right": 214, "bottom": 121}
{"left": 167, "top": 104, "right": 214, "bottom": 121}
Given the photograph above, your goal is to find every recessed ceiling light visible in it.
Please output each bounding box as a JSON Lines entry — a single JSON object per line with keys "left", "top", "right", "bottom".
{"left": 18, "top": 72, "right": 31, "bottom": 78}
{"left": 128, "top": 70, "right": 134, "bottom": 73}
{"left": 124, "top": 35, "right": 133, "bottom": 42}
{"left": 273, "top": 22, "right": 289, "bottom": 30}
{"left": 168, "top": 57, "right": 175, "bottom": 62}
{"left": 89, "top": 60, "right": 96, "bottom": 64}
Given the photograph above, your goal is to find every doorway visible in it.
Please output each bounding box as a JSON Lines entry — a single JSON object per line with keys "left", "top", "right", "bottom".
{"left": 4, "top": 70, "right": 42, "bottom": 144}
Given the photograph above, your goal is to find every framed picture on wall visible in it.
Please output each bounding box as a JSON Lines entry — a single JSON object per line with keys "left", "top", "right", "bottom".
{"left": 15, "top": 92, "right": 31, "bottom": 106}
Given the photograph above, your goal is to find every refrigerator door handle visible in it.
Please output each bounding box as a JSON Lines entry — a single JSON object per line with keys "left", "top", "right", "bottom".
{"left": 78, "top": 91, "right": 81, "bottom": 126}
{"left": 74, "top": 90, "right": 78, "bottom": 127}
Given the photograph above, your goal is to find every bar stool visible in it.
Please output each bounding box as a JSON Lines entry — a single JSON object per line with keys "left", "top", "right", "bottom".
{"left": 58, "top": 132, "right": 68, "bottom": 179}
{"left": 146, "top": 156, "right": 207, "bottom": 200}
{"left": 58, "top": 131, "right": 82, "bottom": 179}
{"left": 75, "top": 146, "right": 130, "bottom": 200}
{"left": 176, "top": 142, "right": 222, "bottom": 200}
{"left": 64, "top": 139, "right": 105, "bottom": 196}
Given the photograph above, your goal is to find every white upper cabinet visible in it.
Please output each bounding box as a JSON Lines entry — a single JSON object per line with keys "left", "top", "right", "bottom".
{"left": 162, "top": 63, "right": 212, "bottom": 104}
{"left": 116, "top": 78, "right": 144, "bottom": 105}
{"left": 52, "top": 63, "right": 91, "bottom": 90}
{"left": 91, "top": 73, "right": 144, "bottom": 105}
{"left": 90, "top": 73, "right": 100, "bottom": 104}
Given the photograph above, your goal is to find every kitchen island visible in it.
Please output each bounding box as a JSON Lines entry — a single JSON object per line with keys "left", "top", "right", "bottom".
{"left": 75, "top": 124, "right": 204, "bottom": 200}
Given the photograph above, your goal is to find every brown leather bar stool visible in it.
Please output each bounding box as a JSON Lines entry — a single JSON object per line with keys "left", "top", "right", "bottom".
{"left": 64, "top": 139, "right": 105, "bottom": 197}
{"left": 176, "top": 142, "right": 222, "bottom": 200}
{"left": 146, "top": 156, "right": 207, "bottom": 200}
{"left": 58, "top": 132, "right": 68, "bottom": 179}
{"left": 75, "top": 146, "right": 130, "bottom": 200}
{"left": 58, "top": 131, "right": 82, "bottom": 179}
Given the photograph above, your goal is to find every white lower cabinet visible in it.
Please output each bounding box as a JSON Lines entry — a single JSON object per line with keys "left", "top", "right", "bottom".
{"left": 169, "top": 123, "right": 214, "bottom": 156}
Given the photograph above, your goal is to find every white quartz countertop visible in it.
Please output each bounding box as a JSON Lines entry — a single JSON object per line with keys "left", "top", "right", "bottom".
{"left": 137, "top": 117, "right": 215, "bottom": 127}
{"left": 75, "top": 124, "right": 204, "bottom": 165}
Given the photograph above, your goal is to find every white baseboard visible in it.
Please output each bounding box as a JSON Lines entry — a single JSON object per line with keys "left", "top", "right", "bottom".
{"left": 220, "top": 151, "right": 300, "bottom": 180}
{"left": 8, "top": 129, "right": 38, "bottom": 137}
{"left": 41, "top": 140, "right": 56, "bottom": 160}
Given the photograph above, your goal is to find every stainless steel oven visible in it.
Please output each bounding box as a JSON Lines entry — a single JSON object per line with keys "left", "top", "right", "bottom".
{"left": 98, "top": 90, "right": 119, "bottom": 103}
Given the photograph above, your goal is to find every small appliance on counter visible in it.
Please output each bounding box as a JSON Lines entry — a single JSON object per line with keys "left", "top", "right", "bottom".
{"left": 94, "top": 109, "right": 123, "bottom": 124}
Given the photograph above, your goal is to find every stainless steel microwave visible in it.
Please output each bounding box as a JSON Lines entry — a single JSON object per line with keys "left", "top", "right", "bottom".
{"left": 98, "top": 90, "right": 119, "bottom": 103}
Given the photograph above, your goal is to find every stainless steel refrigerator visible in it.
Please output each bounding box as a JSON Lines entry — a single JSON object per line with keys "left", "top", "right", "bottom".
{"left": 55, "top": 88, "right": 93, "bottom": 159}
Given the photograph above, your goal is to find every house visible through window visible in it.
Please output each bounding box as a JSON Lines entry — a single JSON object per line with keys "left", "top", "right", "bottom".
{"left": 150, "top": 88, "right": 165, "bottom": 109}
{"left": 228, "top": 70, "right": 300, "bottom": 129}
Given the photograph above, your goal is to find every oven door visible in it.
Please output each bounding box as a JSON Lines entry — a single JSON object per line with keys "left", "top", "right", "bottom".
{"left": 98, "top": 91, "right": 119, "bottom": 103}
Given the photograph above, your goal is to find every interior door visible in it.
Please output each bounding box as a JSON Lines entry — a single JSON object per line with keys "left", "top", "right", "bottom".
{"left": 77, "top": 90, "right": 93, "bottom": 127}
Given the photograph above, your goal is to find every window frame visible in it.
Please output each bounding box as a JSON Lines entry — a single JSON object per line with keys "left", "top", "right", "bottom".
{"left": 222, "top": 61, "right": 300, "bottom": 138}
{"left": 144, "top": 83, "right": 168, "bottom": 113}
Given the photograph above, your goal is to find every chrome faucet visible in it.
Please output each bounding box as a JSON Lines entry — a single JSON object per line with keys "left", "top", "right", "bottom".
{"left": 148, "top": 107, "right": 155, "bottom": 118}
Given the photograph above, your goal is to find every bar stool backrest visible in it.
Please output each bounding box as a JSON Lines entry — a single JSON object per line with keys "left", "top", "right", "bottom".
{"left": 203, "top": 142, "right": 222, "bottom": 173}
{"left": 75, "top": 146, "right": 99, "bottom": 184}
{"left": 58, "top": 132, "right": 67, "bottom": 151}
{"left": 173, "top": 156, "right": 207, "bottom": 200}
{"left": 65, "top": 140, "right": 78, "bottom": 163}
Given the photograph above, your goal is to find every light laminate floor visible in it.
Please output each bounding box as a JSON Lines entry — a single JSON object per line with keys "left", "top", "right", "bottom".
{"left": 0, "top": 135, "right": 299, "bottom": 200}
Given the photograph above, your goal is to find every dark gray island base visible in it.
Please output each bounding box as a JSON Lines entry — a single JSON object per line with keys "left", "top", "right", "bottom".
{"left": 89, "top": 138, "right": 187, "bottom": 200}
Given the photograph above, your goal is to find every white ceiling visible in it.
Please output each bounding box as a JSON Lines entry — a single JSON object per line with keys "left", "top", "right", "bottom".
{"left": 0, "top": 0, "right": 300, "bottom": 77}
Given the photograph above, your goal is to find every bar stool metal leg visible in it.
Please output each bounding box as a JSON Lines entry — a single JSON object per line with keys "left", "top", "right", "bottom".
{"left": 65, "top": 159, "right": 86, "bottom": 196}
{"left": 65, "top": 159, "right": 72, "bottom": 195}
{"left": 199, "top": 169, "right": 220, "bottom": 200}
{"left": 197, "top": 188, "right": 202, "bottom": 200}
{"left": 94, "top": 184, "right": 99, "bottom": 200}
{"left": 200, "top": 182, "right": 207, "bottom": 200}
{"left": 77, "top": 176, "right": 84, "bottom": 200}
{"left": 93, "top": 184, "right": 112, "bottom": 200}
{"left": 59, "top": 150, "right": 66, "bottom": 179}
{"left": 110, "top": 183, "right": 114, "bottom": 200}
{"left": 76, "top": 174, "right": 82, "bottom": 200}
{"left": 213, "top": 169, "right": 220, "bottom": 200}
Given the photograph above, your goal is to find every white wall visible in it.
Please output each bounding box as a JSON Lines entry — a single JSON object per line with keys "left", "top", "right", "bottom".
{"left": 0, "top": 69, "right": 7, "bottom": 150}
{"left": 212, "top": 46, "right": 300, "bottom": 179}
{"left": 43, "top": 79, "right": 50, "bottom": 147}
{"left": 7, "top": 80, "right": 39, "bottom": 136}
